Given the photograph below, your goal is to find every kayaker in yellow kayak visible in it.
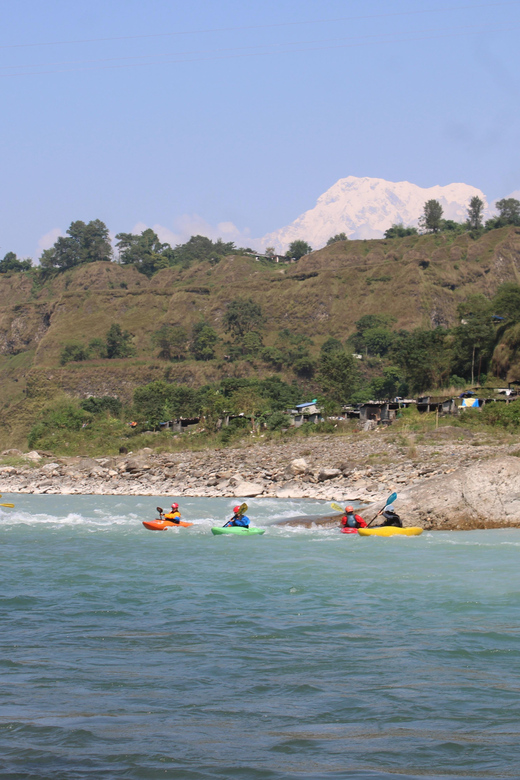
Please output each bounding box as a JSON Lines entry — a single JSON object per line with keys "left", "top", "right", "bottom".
{"left": 378, "top": 506, "right": 403, "bottom": 528}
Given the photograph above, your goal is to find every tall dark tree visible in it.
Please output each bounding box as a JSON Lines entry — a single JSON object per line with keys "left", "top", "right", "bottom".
{"left": 419, "top": 200, "right": 444, "bottom": 233}
{"left": 105, "top": 324, "right": 134, "bottom": 359}
{"left": 391, "top": 328, "right": 452, "bottom": 392}
{"left": 452, "top": 296, "right": 495, "bottom": 384}
{"left": 191, "top": 322, "right": 219, "bottom": 361}
{"left": 467, "top": 196, "right": 484, "bottom": 230}
{"left": 40, "top": 220, "right": 112, "bottom": 270}
{"left": 116, "top": 229, "right": 174, "bottom": 276}
{"left": 317, "top": 351, "right": 359, "bottom": 402}
{"left": 495, "top": 198, "right": 520, "bottom": 226}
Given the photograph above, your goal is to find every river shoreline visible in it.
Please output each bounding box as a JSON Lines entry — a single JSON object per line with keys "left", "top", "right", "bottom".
{"left": 2, "top": 429, "right": 520, "bottom": 530}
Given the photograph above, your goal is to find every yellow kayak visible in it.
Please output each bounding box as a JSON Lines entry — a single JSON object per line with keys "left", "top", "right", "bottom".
{"left": 358, "top": 527, "right": 423, "bottom": 537}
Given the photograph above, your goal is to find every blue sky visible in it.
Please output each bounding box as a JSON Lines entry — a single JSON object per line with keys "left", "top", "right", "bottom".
{"left": 2, "top": 0, "right": 520, "bottom": 258}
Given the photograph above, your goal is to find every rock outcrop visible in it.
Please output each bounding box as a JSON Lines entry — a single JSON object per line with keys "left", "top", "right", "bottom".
{"left": 395, "top": 456, "right": 520, "bottom": 530}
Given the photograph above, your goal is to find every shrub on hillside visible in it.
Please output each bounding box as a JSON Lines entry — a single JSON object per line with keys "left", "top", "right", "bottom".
{"left": 191, "top": 322, "right": 219, "bottom": 360}
{"left": 151, "top": 325, "right": 188, "bottom": 361}
{"left": 60, "top": 343, "right": 92, "bottom": 365}
{"left": 80, "top": 396, "right": 122, "bottom": 416}
{"left": 266, "top": 411, "right": 291, "bottom": 430}
{"left": 476, "top": 399, "right": 520, "bottom": 429}
{"left": 28, "top": 399, "right": 91, "bottom": 448}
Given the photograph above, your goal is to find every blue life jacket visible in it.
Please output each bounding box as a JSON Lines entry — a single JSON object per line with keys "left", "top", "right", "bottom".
{"left": 232, "top": 514, "right": 250, "bottom": 527}
{"left": 346, "top": 513, "right": 358, "bottom": 528}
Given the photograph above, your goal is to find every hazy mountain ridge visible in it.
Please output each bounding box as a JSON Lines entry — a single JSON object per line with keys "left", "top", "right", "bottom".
{"left": 261, "top": 176, "right": 487, "bottom": 252}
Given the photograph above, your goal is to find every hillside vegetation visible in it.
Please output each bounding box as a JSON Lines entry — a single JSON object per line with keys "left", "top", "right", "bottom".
{"left": 2, "top": 226, "right": 520, "bottom": 450}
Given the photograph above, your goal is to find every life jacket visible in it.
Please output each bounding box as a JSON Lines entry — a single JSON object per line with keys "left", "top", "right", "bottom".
{"left": 381, "top": 510, "right": 402, "bottom": 528}
{"left": 232, "top": 514, "right": 250, "bottom": 527}
{"left": 343, "top": 512, "right": 366, "bottom": 528}
{"left": 164, "top": 511, "right": 181, "bottom": 522}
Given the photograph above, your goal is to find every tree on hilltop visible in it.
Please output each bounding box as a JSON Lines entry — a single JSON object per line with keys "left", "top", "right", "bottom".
{"left": 116, "top": 228, "right": 175, "bottom": 276}
{"left": 286, "top": 240, "right": 312, "bottom": 260}
{"left": 40, "top": 220, "right": 112, "bottom": 270}
{"left": 467, "top": 196, "right": 484, "bottom": 230}
{"left": 419, "top": 200, "right": 444, "bottom": 233}
{"left": 0, "top": 252, "right": 32, "bottom": 273}
{"left": 326, "top": 233, "right": 348, "bottom": 245}
{"left": 496, "top": 198, "right": 520, "bottom": 226}
{"left": 384, "top": 223, "right": 418, "bottom": 239}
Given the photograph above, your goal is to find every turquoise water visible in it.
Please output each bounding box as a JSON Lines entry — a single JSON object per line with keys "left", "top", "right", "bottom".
{"left": 1, "top": 495, "right": 520, "bottom": 780}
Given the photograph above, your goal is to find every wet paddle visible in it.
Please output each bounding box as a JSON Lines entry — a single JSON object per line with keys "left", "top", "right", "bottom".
{"left": 367, "top": 492, "right": 398, "bottom": 528}
{"left": 0, "top": 503, "right": 15, "bottom": 508}
{"left": 224, "top": 502, "right": 248, "bottom": 527}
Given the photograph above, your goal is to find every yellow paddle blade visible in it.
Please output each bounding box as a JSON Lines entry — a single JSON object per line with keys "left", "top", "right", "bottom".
{"left": 331, "top": 502, "right": 343, "bottom": 512}
{"left": 0, "top": 503, "right": 15, "bottom": 508}
{"left": 239, "top": 502, "right": 248, "bottom": 514}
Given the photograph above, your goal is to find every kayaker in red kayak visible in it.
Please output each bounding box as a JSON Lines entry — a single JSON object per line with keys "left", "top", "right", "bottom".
{"left": 341, "top": 506, "right": 367, "bottom": 529}
{"left": 162, "top": 503, "right": 182, "bottom": 524}
{"left": 224, "top": 505, "right": 250, "bottom": 528}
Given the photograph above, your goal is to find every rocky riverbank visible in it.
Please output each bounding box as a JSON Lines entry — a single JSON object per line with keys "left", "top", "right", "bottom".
{"left": 2, "top": 427, "right": 520, "bottom": 530}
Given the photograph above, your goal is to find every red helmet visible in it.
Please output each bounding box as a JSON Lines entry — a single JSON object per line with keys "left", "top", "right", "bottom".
{"left": 233, "top": 506, "right": 241, "bottom": 514}
{"left": 171, "top": 503, "right": 179, "bottom": 510}
{"left": 345, "top": 506, "right": 354, "bottom": 513}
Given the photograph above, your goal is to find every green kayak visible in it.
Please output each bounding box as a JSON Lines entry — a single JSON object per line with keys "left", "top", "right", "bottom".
{"left": 211, "top": 527, "right": 265, "bottom": 536}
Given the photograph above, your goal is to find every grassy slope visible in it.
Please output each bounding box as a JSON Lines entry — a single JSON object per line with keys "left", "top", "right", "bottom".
{"left": 1, "top": 227, "right": 520, "bottom": 448}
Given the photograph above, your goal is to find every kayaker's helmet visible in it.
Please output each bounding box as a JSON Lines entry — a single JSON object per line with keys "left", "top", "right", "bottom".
{"left": 233, "top": 505, "right": 241, "bottom": 514}
{"left": 345, "top": 506, "right": 354, "bottom": 513}
{"left": 171, "top": 503, "right": 179, "bottom": 510}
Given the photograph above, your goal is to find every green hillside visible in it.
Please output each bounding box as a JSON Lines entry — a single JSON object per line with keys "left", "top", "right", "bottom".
{"left": 1, "top": 226, "right": 520, "bottom": 449}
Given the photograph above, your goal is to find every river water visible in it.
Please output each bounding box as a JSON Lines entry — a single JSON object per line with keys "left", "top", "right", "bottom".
{"left": 1, "top": 495, "right": 520, "bottom": 780}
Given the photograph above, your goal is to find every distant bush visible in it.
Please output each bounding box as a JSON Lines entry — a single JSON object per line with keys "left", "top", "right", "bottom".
{"left": 60, "top": 343, "right": 92, "bottom": 365}
{"left": 28, "top": 399, "right": 91, "bottom": 448}
{"left": 477, "top": 399, "right": 520, "bottom": 429}
{"left": 80, "top": 396, "right": 122, "bottom": 416}
{"left": 266, "top": 411, "right": 291, "bottom": 430}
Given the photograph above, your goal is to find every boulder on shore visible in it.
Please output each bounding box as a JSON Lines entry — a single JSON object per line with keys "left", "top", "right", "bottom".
{"left": 369, "top": 456, "right": 520, "bottom": 530}
{"left": 233, "top": 481, "right": 264, "bottom": 498}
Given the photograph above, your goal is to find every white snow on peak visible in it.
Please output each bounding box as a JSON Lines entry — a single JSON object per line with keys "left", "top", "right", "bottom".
{"left": 260, "top": 176, "right": 487, "bottom": 253}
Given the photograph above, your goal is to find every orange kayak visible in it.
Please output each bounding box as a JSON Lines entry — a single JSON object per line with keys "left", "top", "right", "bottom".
{"left": 142, "top": 519, "right": 193, "bottom": 531}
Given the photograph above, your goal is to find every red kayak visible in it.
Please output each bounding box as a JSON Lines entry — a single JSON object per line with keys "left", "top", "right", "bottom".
{"left": 340, "top": 528, "right": 358, "bottom": 534}
{"left": 143, "top": 520, "right": 193, "bottom": 531}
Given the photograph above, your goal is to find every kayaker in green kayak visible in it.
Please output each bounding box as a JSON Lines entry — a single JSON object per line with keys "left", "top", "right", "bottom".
{"left": 224, "top": 505, "right": 250, "bottom": 528}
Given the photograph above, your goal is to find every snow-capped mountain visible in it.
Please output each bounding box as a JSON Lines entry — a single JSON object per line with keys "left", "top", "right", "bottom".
{"left": 261, "top": 176, "right": 487, "bottom": 253}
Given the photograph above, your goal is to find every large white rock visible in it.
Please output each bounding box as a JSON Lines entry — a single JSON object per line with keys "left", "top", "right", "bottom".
{"left": 24, "top": 451, "right": 42, "bottom": 461}
{"left": 289, "top": 458, "right": 309, "bottom": 476}
{"left": 233, "top": 481, "right": 264, "bottom": 498}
